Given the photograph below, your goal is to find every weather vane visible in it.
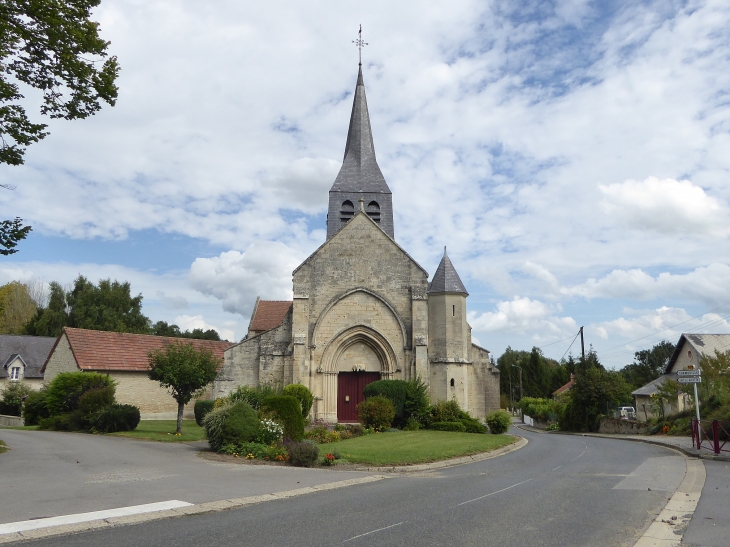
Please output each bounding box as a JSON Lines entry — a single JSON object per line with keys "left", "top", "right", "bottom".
{"left": 352, "top": 24, "right": 368, "bottom": 66}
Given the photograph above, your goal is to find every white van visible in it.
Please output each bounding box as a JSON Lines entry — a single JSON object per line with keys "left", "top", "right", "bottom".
{"left": 618, "top": 407, "right": 636, "bottom": 420}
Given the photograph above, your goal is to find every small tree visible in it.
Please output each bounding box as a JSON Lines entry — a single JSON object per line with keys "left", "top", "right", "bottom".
{"left": 148, "top": 342, "right": 221, "bottom": 434}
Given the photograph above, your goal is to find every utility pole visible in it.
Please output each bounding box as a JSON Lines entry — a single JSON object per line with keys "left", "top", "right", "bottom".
{"left": 580, "top": 326, "right": 585, "bottom": 362}
{"left": 509, "top": 370, "right": 513, "bottom": 414}
{"left": 512, "top": 365, "right": 523, "bottom": 418}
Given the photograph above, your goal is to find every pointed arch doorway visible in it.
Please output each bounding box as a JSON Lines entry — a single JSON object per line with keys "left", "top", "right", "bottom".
{"left": 337, "top": 371, "right": 380, "bottom": 422}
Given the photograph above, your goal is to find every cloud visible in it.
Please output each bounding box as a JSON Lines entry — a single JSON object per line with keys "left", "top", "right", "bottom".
{"left": 599, "top": 177, "right": 730, "bottom": 237}
{"left": 174, "top": 314, "right": 235, "bottom": 342}
{"left": 189, "top": 242, "right": 302, "bottom": 316}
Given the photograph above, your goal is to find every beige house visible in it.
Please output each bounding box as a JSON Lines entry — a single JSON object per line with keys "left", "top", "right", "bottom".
{"left": 1, "top": 335, "right": 55, "bottom": 391}
{"left": 42, "top": 328, "right": 233, "bottom": 419}
{"left": 633, "top": 333, "right": 730, "bottom": 420}
{"left": 215, "top": 65, "right": 501, "bottom": 422}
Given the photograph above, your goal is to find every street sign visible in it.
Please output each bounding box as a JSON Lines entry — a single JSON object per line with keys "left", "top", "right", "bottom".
{"left": 677, "top": 370, "right": 701, "bottom": 376}
{"left": 678, "top": 377, "right": 702, "bottom": 384}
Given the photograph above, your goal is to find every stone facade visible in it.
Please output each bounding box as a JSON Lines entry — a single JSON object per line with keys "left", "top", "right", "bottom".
{"left": 214, "top": 65, "right": 500, "bottom": 421}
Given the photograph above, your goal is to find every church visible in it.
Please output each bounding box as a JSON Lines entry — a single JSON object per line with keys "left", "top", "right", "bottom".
{"left": 214, "top": 64, "right": 500, "bottom": 422}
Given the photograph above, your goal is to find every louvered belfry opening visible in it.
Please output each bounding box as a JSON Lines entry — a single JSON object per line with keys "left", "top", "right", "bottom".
{"left": 326, "top": 65, "right": 394, "bottom": 240}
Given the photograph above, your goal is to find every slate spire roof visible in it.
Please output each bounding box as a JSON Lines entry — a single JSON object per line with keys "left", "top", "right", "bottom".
{"left": 330, "top": 65, "right": 390, "bottom": 194}
{"left": 428, "top": 247, "right": 469, "bottom": 295}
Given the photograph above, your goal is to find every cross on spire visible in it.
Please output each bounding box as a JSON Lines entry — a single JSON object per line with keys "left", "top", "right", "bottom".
{"left": 352, "top": 24, "right": 368, "bottom": 66}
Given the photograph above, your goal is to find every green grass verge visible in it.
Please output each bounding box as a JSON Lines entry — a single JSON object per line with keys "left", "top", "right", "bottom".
{"left": 0, "top": 439, "right": 7, "bottom": 454}
{"left": 110, "top": 420, "right": 206, "bottom": 443}
{"left": 0, "top": 425, "right": 38, "bottom": 430}
{"left": 332, "top": 430, "right": 516, "bottom": 466}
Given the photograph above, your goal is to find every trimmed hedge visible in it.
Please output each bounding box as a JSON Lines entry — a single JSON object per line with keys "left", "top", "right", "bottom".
{"left": 229, "top": 384, "right": 283, "bottom": 410}
{"left": 221, "top": 402, "right": 261, "bottom": 447}
{"left": 357, "top": 396, "right": 395, "bottom": 430}
{"left": 93, "top": 404, "right": 140, "bottom": 433}
{"left": 430, "top": 421, "right": 467, "bottom": 432}
{"left": 282, "top": 384, "right": 314, "bottom": 418}
{"left": 202, "top": 404, "right": 232, "bottom": 452}
{"left": 194, "top": 400, "right": 215, "bottom": 426}
{"left": 262, "top": 395, "right": 305, "bottom": 442}
{"left": 78, "top": 386, "right": 116, "bottom": 419}
{"left": 486, "top": 410, "right": 512, "bottom": 434}
{"left": 363, "top": 380, "right": 409, "bottom": 427}
{"left": 459, "top": 416, "right": 487, "bottom": 434}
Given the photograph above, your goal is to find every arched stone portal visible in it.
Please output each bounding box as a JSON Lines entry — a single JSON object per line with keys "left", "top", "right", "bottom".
{"left": 319, "top": 326, "right": 397, "bottom": 422}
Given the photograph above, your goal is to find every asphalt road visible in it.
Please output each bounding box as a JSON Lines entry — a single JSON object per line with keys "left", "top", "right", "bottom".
{"left": 2, "top": 428, "right": 694, "bottom": 547}
{"left": 682, "top": 459, "right": 730, "bottom": 547}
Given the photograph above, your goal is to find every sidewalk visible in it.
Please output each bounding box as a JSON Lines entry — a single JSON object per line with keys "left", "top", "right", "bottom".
{"left": 514, "top": 423, "right": 730, "bottom": 462}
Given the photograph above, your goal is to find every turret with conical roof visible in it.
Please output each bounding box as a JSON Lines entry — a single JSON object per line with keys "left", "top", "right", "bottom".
{"left": 428, "top": 247, "right": 469, "bottom": 295}
{"left": 326, "top": 65, "right": 394, "bottom": 240}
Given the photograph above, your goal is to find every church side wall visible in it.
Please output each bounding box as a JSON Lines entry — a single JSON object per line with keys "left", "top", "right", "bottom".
{"left": 215, "top": 337, "right": 261, "bottom": 399}
{"left": 469, "top": 344, "right": 500, "bottom": 418}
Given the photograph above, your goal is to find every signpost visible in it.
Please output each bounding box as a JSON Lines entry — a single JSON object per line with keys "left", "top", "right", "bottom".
{"left": 678, "top": 368, "right": 703, "bottom": 453}
{"left": 677, "top": 370, "right": 701, "bottom": 377}
{"left": 678, "top": 377, "right": 702, "bottom": 384}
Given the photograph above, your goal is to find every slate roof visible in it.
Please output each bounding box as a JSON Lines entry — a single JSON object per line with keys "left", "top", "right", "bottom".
{"left": 330, "top": 66, "right": 390, "bottom": 194}
{"left": 248, "top": 300, "right": 292, "bottom": 333}
{"left": 664, "top": 333, "right": 730, "bottom": 374}
{"left": 632, "top": 373, "right": 680, "bottom": 396}
{"left": 41, "top": 328, "right": 234, "bottom": 373}
{"left": 428, "top": 248, "right": 468, "bottom": 295}
{"left": 0, "top": 335, "right": 56, "bottom": 378}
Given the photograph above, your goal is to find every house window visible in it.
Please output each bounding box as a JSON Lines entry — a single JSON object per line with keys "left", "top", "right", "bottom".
{"left": 366, "top": 201, "right": 381, "bottom": 223}
{"left": 340, "top": 200, "right": 355, "bottom": 222}
{"left": 10, "top": 367, "right": 20, "bottom": 381}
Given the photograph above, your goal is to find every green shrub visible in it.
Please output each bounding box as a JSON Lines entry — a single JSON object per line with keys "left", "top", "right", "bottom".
{"left": 228, "top": 384, "right": 283, "bottom": 410}
{"left": 304, "top": 425, "right": 331, "bottom": 443}
{"left": 429, "top": 399, "right": 462, "bottom": 424}
{"left": 363, "top": 380, "right": 409, "bottom": 427}
{"left": 282, "top": 384, "right": 314, "bottom": 417}
{"left": 22, "top": 389, "right": 50, "bottom": 426}
{"left": 194, "top": 400, "right": 215, "bottom": 426}
{"left": 519, "top": 397, "right": 563, "bottom": 422}
{"left": 486, "top": 410, "right": 512, "bottom": 434}
{"left": 77, "top": 386, "right": 116, "bottom": 418}
{"left": 459, "top": 417, "right": 487, "bottom": 434}
{"left": 255, "top": 418, "right": 284, "bottom": 445}
{"left": 1, "top": 382, "right": 33, "bottom": 416}
{"left": 404, "top": 377, "right": 431, "bottom": 425}
{"left": 202, "top": 404, "right": 232, "bottom": 452}
{"left": 404, "top": 417, "right": 420, "bottom": 431}
{"left": 357, "top": 396, "right": 395, "bottom": 430}
{"left": 261, "top": 395, "right": 305, "bottom": 442}
{"left": 93, "top": 404, "right": 140, "bottom": 433}
{"left": 430, "top": 421, "right": 467, "bottom": 432}
{"left": 220, "top": 402, "right": 261, "bottom": 448}
{"left": 39, "top": 412, "right": 83, "bottom": 431}
{"left": 45, "top": 372, "right": 115, "bottom": 415}
{"left": 286, "top": 440, "right": 319, "bottom": 467}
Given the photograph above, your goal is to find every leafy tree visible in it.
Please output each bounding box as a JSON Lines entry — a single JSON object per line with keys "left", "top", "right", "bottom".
{"left": 0, "top": 218, "right": 31, "bottom": 255}
{"left": 67, "top": 276, "right": 148, "bottom": 333}
{"left": 148, "top": 341, "right": 222, "bottom": 434}
{"left": 24, "top": 281, "right": 68, "bottom": 336}
{"left": 0, "top": 281, "right": 37, "bottom": 333}
{"left": 150, "top": 320, "right": 221, "bottom": 341}
{"left": 1, "top": 0, "right": 119, "bottom": 166}
{"left": 620, "top": 341, "right": 675, "bottom": 390}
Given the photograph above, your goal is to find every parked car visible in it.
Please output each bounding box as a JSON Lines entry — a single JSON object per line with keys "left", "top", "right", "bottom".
{"left": 618, "top": 406, "right": 636, "bottom": 420}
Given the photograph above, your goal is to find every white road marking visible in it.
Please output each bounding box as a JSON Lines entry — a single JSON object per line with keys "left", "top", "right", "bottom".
{"left": 0, "top": 500, "right": 192, "bottom": 535}
{"left": 552, "top": 466, "right": 561, "bottom": 471}
{"left": 343, "top": 522, "right": 404, "bottom": 542}
{"left": 454, "top": 478, "right": 534, "bottom": 507}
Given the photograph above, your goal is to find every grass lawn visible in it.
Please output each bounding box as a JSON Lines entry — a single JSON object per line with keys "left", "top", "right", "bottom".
{"left": 0, "top": 439, "right": 6, "bottom": 454}
{"left": 0, "top": 425, "right": 38, "bottom": 431}
{"left": 333, "top": 430, "right": 516, "bottom": 466}
{"left": 110, "top": 420, "right": 206, "bottom": 443}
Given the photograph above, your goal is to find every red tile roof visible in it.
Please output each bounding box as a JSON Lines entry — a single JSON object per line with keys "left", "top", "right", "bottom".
{"left": 553, "top": 374, "right": 575, "bottom": 396}
{"left": 249, "top": 300, "right": 292, "bottom": 333}
{"left": 42, "top": 328, "right": 234, "bottom": 373}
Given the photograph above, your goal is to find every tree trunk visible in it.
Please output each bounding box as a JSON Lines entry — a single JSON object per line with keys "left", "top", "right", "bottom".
{"left": 177, "top": 401, "right": 184, "bottom": 434}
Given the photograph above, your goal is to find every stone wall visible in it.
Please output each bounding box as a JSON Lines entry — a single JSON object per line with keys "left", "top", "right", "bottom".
{"left": 110, "top": 371, "right": 199, "bottom": 419}
{"left": 42, "top": 334, "right": 78, "bottom": 382}
{"left": 0, "top": 414, "right": 23, "bottom": 427}
{"left": 598, "top": 417, "right": 650, "bottom": 434}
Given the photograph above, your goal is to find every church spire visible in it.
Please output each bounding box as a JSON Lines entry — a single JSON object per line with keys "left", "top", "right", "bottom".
{"left": 428, "top": 247, "right": 469, "bottom": 295}
{"left": 326, "top": 38, "right": 394, "bottom": 241}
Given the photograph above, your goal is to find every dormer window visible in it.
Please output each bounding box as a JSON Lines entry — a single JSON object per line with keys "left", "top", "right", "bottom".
{"left": 10, "top": 367, "right": 20, "bottom": 381}
{"left": 340, "top": 200, "right": 355, "bottom": 222}
{"left": 366, "top": 201, "right": 381, "bottom": 223}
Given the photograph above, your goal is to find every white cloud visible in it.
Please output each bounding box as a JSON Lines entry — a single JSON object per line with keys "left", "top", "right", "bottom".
{"left": 174, "top": 314, "right": 235, "bottom": 342}
{"left": 599, "top": 177, "right": 730, "bottom": 237}
{"left": 189, "top": 242, "right": 302, "bottom": 316}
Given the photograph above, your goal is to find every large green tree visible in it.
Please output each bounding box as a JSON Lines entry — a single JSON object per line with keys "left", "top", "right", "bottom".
{"left": 150, "top": 320, "right": 221, "bottom": 341}
{"left": 148, "top": 342, "right": 221, "bottom": 433}
{"left": 1, "top": 0, "right": 120, "bottom": 253}
{"left": 620, "top": 341, "right": 676, "bottom": 390}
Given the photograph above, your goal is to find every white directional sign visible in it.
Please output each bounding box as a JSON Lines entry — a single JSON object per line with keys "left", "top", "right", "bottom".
{"left": 678, "top": 377, "right": 702, "bottom": 384}
{"left": 677, "top": 370, "right": 701, "bottom": 376}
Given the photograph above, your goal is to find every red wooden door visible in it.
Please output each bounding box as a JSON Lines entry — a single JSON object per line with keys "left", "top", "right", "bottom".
{"left": 337, "top": 372, "right": 380, "bottom": 422}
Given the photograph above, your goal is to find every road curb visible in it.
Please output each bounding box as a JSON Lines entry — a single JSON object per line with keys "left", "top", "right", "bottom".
{"left": 354, "top": 435, "right": 528, "bottom": 473}
{"left": 0, "top": 475, "right": 389, "bottom": 544}
{"left": 514, "top": 424, "right": 730, "bottom": 462}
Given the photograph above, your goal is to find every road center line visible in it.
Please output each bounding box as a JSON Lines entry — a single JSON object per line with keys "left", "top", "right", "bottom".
{"left": 571, "top": 449, "right": 586, "bottom": 462}
{"left": 454, "top": 478, "right": 534, "bottom": 507}
{"left": 343, "top": 522, "right": 404, "bottom": 542}
{"left": 552, "top": 466, "right": 561, "bottom": 471}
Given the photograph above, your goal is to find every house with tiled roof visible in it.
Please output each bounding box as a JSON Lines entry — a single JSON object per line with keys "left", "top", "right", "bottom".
{"left": 42, "top": 328, "right": 233, "bottom": 419}
{"left": 632, "top": 333, "right": 730, "bottom": 420}
{"left": 0, "top": 335, "right": 56, "bottom": 390}
{"left": 215, "top": 63, "right": 501, "bottom": 422}
{"left": 552, "top": 373, "right": 575, "bottom": 397}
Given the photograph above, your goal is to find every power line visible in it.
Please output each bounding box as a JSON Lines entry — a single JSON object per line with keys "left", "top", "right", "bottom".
{"left": 559, "top": 330, "right": 581, "bottom": 363}
{"left": 539, "top": 334, "right": 578, "bottom": 350}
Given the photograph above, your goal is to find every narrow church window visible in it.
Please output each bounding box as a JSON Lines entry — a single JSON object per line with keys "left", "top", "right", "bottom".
{"left": 450, "top": 378, "right": 455, "bottom": 387}
{"left": 366, "top": 201, "right": 381, "bottom": 223}
{"left": 452, "top": 305, "right": 455, "bottom": 317}
{"left": 340, "top": 200, "right": 355, "bottom": 222}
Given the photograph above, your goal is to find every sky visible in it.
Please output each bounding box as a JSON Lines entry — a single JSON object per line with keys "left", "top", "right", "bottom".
{"left": 2, "top": 0, "right": 730, "bottom": 368}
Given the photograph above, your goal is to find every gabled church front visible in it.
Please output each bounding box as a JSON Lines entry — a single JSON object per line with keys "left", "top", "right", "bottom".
{"left": 215, "top": 64, "right": 500, "bottom": 422}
